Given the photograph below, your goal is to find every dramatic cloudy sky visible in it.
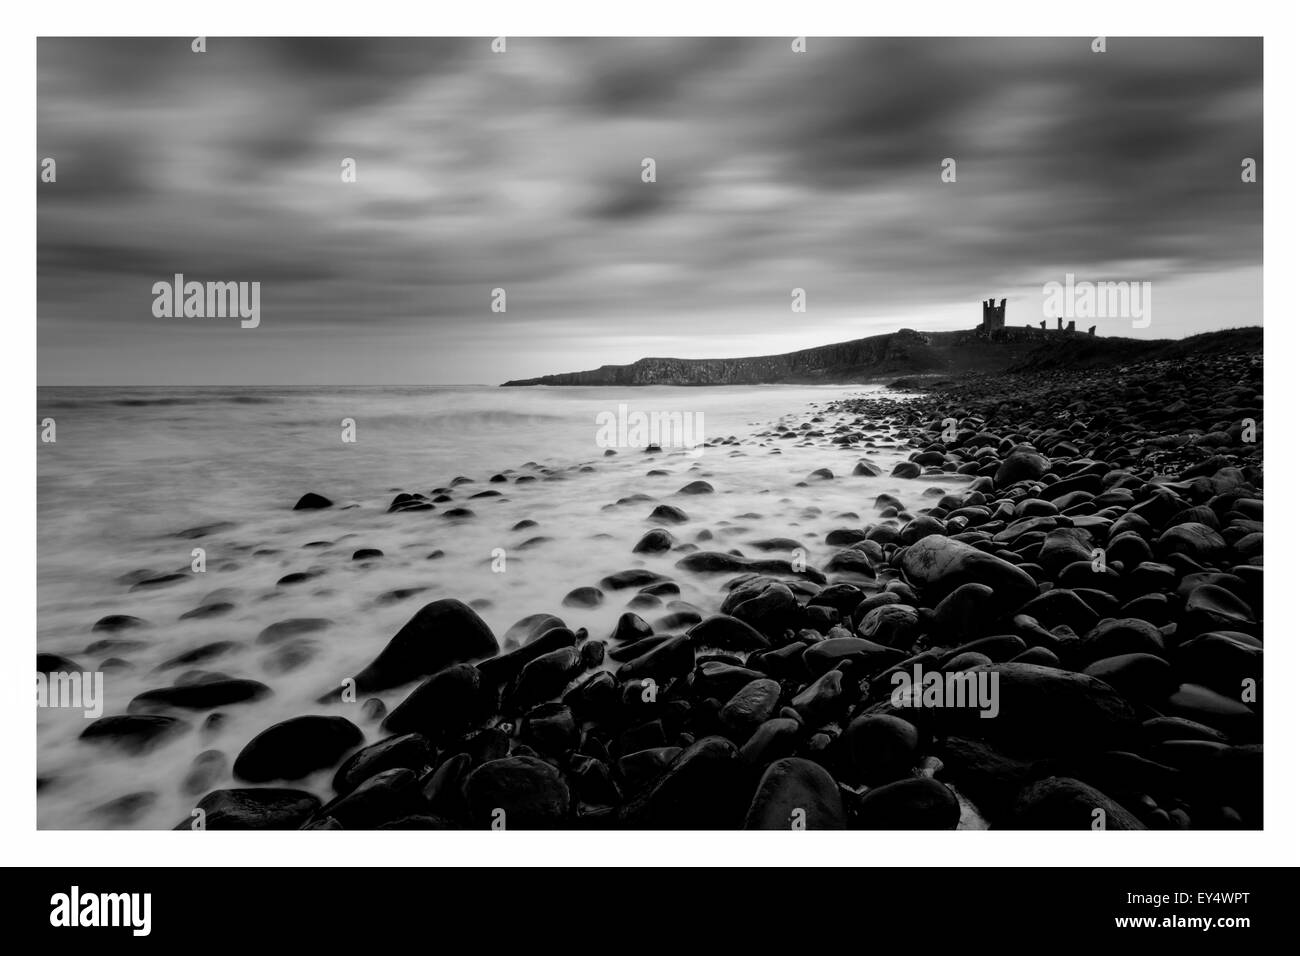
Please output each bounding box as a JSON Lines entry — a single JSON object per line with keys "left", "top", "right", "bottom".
{"left": 38, "top": 37, "right": 1262, "bottom": 385}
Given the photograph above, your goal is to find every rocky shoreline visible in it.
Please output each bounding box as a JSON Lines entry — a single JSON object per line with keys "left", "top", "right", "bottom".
{"left": 52, "top": 351, "right": 1262, "bottom": 830}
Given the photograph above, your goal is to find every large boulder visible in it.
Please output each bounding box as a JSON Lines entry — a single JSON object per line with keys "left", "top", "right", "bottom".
{"left": 744, "top": 758, "right": 846, "bottom": 830}
{"left": 233, "top": 715, "right": 363, "bottom": 782}
{"left": 900, "top": 535, "right": 1038, "bottom": 610}
{"left": 345, "top": 599, "right": 499, "bottom": 694}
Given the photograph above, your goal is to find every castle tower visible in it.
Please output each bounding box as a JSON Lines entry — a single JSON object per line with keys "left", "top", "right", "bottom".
{"left": 981, "top": 297, "right": 1006, "bottom": 333}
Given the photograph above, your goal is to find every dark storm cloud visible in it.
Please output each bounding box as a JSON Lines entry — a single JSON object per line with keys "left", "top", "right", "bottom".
{"left": 37, "top": 37, "right": 1262, "bottom": 384}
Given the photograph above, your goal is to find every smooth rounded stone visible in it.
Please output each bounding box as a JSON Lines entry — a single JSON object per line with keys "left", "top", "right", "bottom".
{"left": 677, "top": 480, "right": 715, "bottom": 495}
{"left": 825, "top": 548, "right": 875, "bottom": 577}
{"left": 178, "top": 788, "right": 321, "bottom": 830}
{"left": 599, "top": 568, "right": 670, "bottom": 591}
{"left": 1078, "top": 617, "right": 1165, "bottom": 665}
{"left": 738, "top": 718, "right": 800, "bottom": 765}
{"left": 930, "top": 582, "right": 999, "bottom": 641}
{"left": 720, "top": 679, "right": 782, "bottom": 735}
{"left": 91, "top": 790, "right": 159, "bottom": 826}
{"left": 511, "top": 647, "right": 584, "bottom": 708}
{"left": 938, "top": 663, "right": 1140, "bottom": 757}
{"left": 92, "top": 614, "right": 147, "bottom": 634}
{"left": 1082, "top": 653, "right": 1177, "bottom": 702}
{"left": 155, "top": 641, "right": 243, "bottom": 672}
{"left": 608, "top": 634, "right": 670, "bottom": 663}
{"left": 720, "top": 579, "right": 799, "bottom": 637}
{"left": 803, "top": 637, "right": 904, "bottom": 676}
{"left": 1036, "top": 528, "right": 1094, "bottom": 575}
{"left": 1018, "top": 589, "right": 1098, "bottom": 636}
{"left": 181, "top": 750, "right": 228, "bottom": 797}
{"left": 847, "top": 714, "right": 919, "bottom": 785}
{"left": 561, "top": 586, "right": 605, "bottom": 609}
{"left": 616, "top": 747, "right": 684, "bottom": 794}
{"left": 351, "top": 548, "right": 384, "bottom": 561}
{"left": 37, "top": 652, "right": 84, "bottom": 673}
{"left": 891, "top": 461, "right": 922, "bottom": 479}
{"left": 503, "top": 612, "right": 567, "bottom": 647}
{"left": 693, "top": 660, "right": 767, "bottom": 699}
{"left": 522, "top": 702, "right": 579, "bottom": 754}
{"left": 129, "top": 572, "right": 188, "bottom": 591}
{"left": 744, "top": 757, "right": 846, "bottom": 830}
{"left": 808, "top": 582, "right": 867, "bottom": 616}
{"left": 939, "top": 634, "right": 1026, "bottom": 665}
{"left": 825, "top": 528, "right": 866, "bottom": 547}
{"left": 344, "top": 599, "right": 499, "bottom": 695}
{"left": 80, "top": 715, "right": 189, "bottom": 755}
{"left": 1008, "top": 776, "right": 1145, "bottom": 830}
{"left": 900, "top": 515, "right": 946, "bottom": 545}
{"left": 855, "top": 603, "right": 922, "bottom": 649}
{"left": 382, "top": 664, "right": 489, "bottom": 737}
{"left": 853, "top": 461, "right": 883, "bottom": 477}
{"left": 292, "top": 492, "right": 333, "bottom": 510}
{"left": 85, "top": 637, "right": 146, "bottom": 656}
{"left": 790, "top": 669, "right": 846, "bottom": 724}
{"left": 633, "top": 528, "right": 676, "bottom": 553}
{"left": 179, "top": 601, "right": 236, "bottom": 621}
{"left": 943, "top": 651, "right": 993, "bottom": 672}
{"left": 419, "top": 751, "right": 472, "bottom": 817}
{"left": 618, "top": 736, "right": 745, "bottom": 829}
{"left": 855, "top": 777, "right": 959, "bottom": 829}
{"left": 463, "top": 756, "right": 571, "bottom": 829}
{"left": 260, "top": 637, "right": 320, "bottom": 676}
{"left": 1176, "top": 632, "right": 1261, "bottom": 696}
{"left": 1181, "top": 585, "right": 1257, "bottom": 637}
{"left": 1163, "top": 683, "right": 1258, "bottom": 737}
{"left": 994, "top": 452, "right": 1050, "bottom": 489}
{"left": 233, "top": 715, "right": 364, "bottom": 783}
{"left": 580, "top": 639, "right": 606, "bottom": 669}
{"left": 257, "top": 618, "right": 333, "bottom": 645}
{"left": 1157, "top": 522, "right": 1227, "bottom": 561}
{"left": 1141, "top": 715, "right": 1229, "bottom": 746}
{"left": 128, "top": 679, "right": 272, "bottom": 714}
{"left": 606, "top": 613, "right": 653, "bottom": 647}
{"left": 687, "top": 614, "right": 769, "bottom": 651}
{"left": 614, "top": 635, "right": 694, "bottom": 682}
{"left": 361, "top": 698, "right": 388, "bottom": 723}
{"left": 749, "top": 536, "right": 803, "bottom": 552}
{"left": 648, "top": 504, "right": 690, "bottom": 525}
{"left": 317, "top": 768, "right": 423, "bottom": 828}
{"left": 900, "top": 534, "right": 1038, "bottom": 610}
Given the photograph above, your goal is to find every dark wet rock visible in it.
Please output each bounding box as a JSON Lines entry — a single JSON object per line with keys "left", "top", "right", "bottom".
{"left": 744, "top": 757, "right": 846, "bottom": 829}
{"left": 804, "top": 636, "right": 903, "bottom": 676}
{"left": 257, "top": 618, "right": 332, "bottom": 645}
{"left": 1082, "top": 653, "right": 1177, "bottom": 703}
{"left": 1181, "top": 584, "right": 1257, "bottom": 637}
{"left": 260, "top": 637, "right": 319, "bottom": 675}
{"left": 233, "top": 715, "right": 364, "bottom": 783}
{"left": 619, "top": 736, "right": 745, "bottom": 828}
{"left": 719, "top": 679, "right": 782, "bottom": 735}
{"left": 503, "top": 613, "right": 567, "bottom": 647}
{"left": 847, "top": 713, "right": 920, "bottom": 786}
{"left": 995, "top": 452, "right": 1050, "bottom": 488}
{"left": 855, "top": 777, "right": 959, "bottom": 829}
{"left": 129, "top": 572, "right": 188, "bottom": 591}
{"left": 293, "top": 492, "right": 333, "bottom": 510}
{"left": 633, "top": 528, "right": 676, "bottom": 553}
{"left": 1079, "top": 618, "right": 1165, "bottom": 664}
{"left": 856, "top": 603, "right": 922, "bottom": 649}
{"left": 511, "top": 647, "right": 584, "bottom": 708}
{"left": 384, "top": 664, "right": 491, "bottom": 737}
{"left": 562, "top": 586, "right": 605, "bottom": 609}
{"left": 891, "top": 461, "right": 922, "bottom": 479}
{"left": 128, "top": 679, "right": 271, "bottom": 713}
{"left": 614, "top": 635, "right": 694, "bottom": 682}
{"left": 609, "top": 612, "right": 654, "bottom": 644}
{"left": 345, "top": 599, "right": 498, "bottom": 695}
{"left": 1008, "top": 776, "right": 1145, "bottom": 830}
{"left": 156, "top": 641, "right": 242, "bottom": 671}
{"left": 720, "top": 579, "right": 798, "bottom": 637}
{"left": 900, "top": 534, "right": 1038, "bottom": 609}
{"left": 92, "top": 614, "right": 147, "bottom": 633}
{"left": 938, "top": 663, "right": 1139, "bottom": 757}
{"left": 320, "top": 768, "right": 423, "bottom": 828}
{"left": 687, "top": 614, "right": 769, "bottom": 651}
{"left": 178, "top": 788, "right": 321, "bottom": 830}
{"left": 677, "top": 480, "right": 714, "bottom": 495}
{"left": 463, "top": 756, "right": 571, "bottom": 829}
{"left": 599, "top": 569, "right": 669, "bottom": 591}
{"left": 352, "top": 548, "right": 385, "bottom": 560}
{"left": 179, "top": 601, "right": 235, "bottom": 621}
{"left": 648, "top": 504, "right": 689, "bottom": 524}
{"left": 523, "top": 702, "right": 579, "bottom": 754}
{"left": 790, "top": 670, "right": 846, "bottom": 724}
{"left": 81, "top": 715, "right": 188, "bottom": 755}
{"left": 37, "top": 652, "right": 84, "bottom": 673}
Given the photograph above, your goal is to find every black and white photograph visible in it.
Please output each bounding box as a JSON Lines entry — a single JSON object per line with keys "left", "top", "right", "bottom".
{"left": 20, "top": 14, "right": 1285, "bottom": 895}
